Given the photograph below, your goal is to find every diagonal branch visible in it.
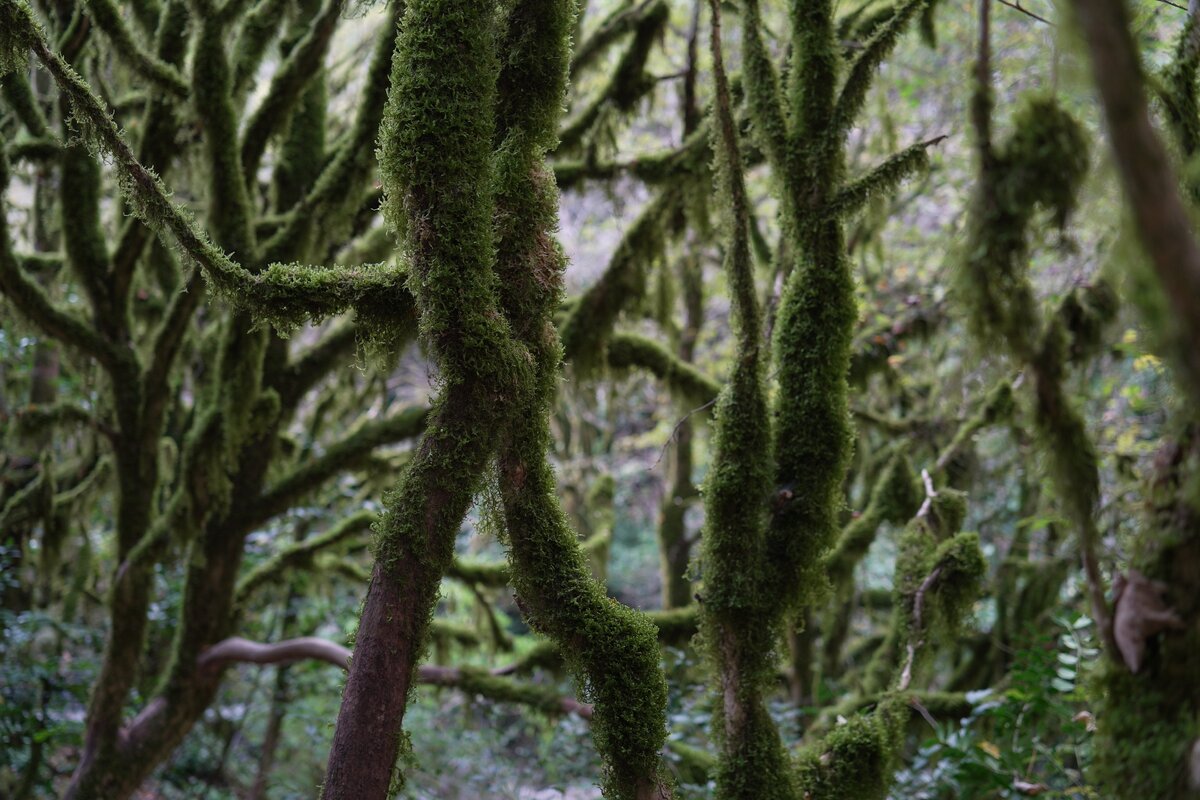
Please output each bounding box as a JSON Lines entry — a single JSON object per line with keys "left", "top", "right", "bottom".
{"left": 247, "top": 405, "right": 428, "bottom": 529}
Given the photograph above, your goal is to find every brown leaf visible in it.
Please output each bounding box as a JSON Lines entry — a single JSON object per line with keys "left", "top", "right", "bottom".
{"left": 1112, "top": 569, "right": 1185, "bottom": 673}
{"left": 1013, "top": 779, "right": 1049, "bottom": 795}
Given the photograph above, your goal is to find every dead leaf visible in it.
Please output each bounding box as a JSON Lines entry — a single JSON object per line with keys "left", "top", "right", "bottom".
{"left": 1112, "top": 569, "right": 1185, "bottom": 673}
{"left": 1013, "top": 779, "right": 1049, "bottom": 795}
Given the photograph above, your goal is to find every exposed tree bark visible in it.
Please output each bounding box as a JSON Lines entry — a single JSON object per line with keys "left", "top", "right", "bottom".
{"left": 1069, "top": 0, "right": 1200, "bottom": 402}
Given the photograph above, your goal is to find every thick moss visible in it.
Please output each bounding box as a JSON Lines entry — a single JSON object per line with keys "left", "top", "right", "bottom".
{"left": 1091, "top": 664, "right": 1200, "bottom": 798}
{"left": 488, "top": 0, "right": 672, "bottom": 795}
{"left": 794, "top": 698, "right": 907, "bottom": 800}
{"left": 1091, "top": 429, "right": 1200, "bottom": 798}
{"left": 698, "top": 7, "right": 793, "bottom": 797}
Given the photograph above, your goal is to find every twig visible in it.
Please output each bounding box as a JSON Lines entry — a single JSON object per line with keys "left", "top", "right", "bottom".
{"left": 997, "top": 0, "right": 1054, "bottom": 25}
{"left": 908, "top": 696, "right": 939, "bottom": 728}
{"left": 898, "top": 565, "right": 943, "bottom": 691}
{"left": 916, "top": 468, "right": 938, "bottom": 519}
{"left": 653, "top": 397, "right": 718, "bottom": 469}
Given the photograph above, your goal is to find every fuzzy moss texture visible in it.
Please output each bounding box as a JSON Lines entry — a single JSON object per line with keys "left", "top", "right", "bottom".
{"left": 351, "top": 0, "right": 671, "bottom": 796}
{"left": 692, "top": 0, "right": 968, "bottom": 795}
{"left": 700, "top": 2, "right": 791, "bottom": 797}
{"left": 489, "top": 0, "right": 671, "bottom": 796}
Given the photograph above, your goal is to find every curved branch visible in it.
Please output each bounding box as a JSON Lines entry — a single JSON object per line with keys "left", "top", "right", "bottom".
{"left": 239, "top": 0, "right": 343, "bottom": 180}
{"left": 0, "top": 165, "right": 121, "bottom": 369}
{"left": 194, "top": 636, "right": 594, "bottom": 719}
{"left": 83, "top": 0, "right": 189, "bottom": 99}
{"left": 606, "top": 332, "right": 721, "bottom": 407}
{"left": 257, "top": 2, "right": 401, "bottom": 264}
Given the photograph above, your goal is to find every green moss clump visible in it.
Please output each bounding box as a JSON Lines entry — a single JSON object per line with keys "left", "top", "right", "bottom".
{"left": 999, "top": 98, "right": 1090, "bottom": 229}
{"left": 927, "top": 488, "right": 968, "bottom": 539}
{"left": 877, "top": 493, "right": 982, "bottom": 695}
{"left": 928, "top": 532, "right": 987, "bottom": 631}
{"left": 1056, "top": 279, "right": 1119, "bottom": 362}
{"left": 794, "top": 698, "right": 908, "bottom": 800}
{"left": 1090, "top": 662, "right": 1200, "bottom": 798}
{"left": 958, "top": 94, "right": 1089, "bottom": 358}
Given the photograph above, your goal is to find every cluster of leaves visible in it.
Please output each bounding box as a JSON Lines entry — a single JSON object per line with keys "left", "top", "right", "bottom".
{"left": 891, "top": 616, "right": 1098, "bottom": 799}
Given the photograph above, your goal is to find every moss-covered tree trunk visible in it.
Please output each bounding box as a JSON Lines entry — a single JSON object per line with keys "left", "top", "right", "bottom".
{"left": 658, "top": 255, "right": 703, "bottom": 609}
{"left": 322, "top": 1, "right": 670, "bottom": 797}
{"left": 1066, "top": 0, "right": 1200, "bottom": 794}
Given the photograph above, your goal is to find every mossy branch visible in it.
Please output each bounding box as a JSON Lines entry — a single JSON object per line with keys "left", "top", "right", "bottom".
{"left": 109, "top": 0, "right": 189, "bottom": 304}
{"left": 570, "top": 0, "right": 659, "bottom": 79}
{"left": 1, "top": 70, "right": 51, "bottom": 136}
{"left": 833, "top": 0, "right": 931, "bottom": 136}
{"left": 824, "top": 135, "right": 946, "bottom": 220}
{"left": 557, "top": 0, "right": 668, "bottom": 151}
{"left": 248, "top": 404, "right": 428, "bottom": 529}
{"left": 488, "top": 0, "right": 674, "bottom": 794}
{"left": 11, "top": 400, "right": 115, "bottom": 440}
{"left": 236, "top": 511, "right": 376, "bottom": 601}
{"left": 699, "top": 1, "right": 790, "bottom": 794}
{"left": 559, "top": 186, "right": 678, "bottom": 372}
{"left": 275, "top": 323, "right": 361, "bottom": 412}
{"left": 934, "top": 379, "right": 1014, "bottom": 472}
{"left": 192, "top": 8, "right": 258, "bottom": 265}
{"left": 257, "top": 2, "right": 400, "bottom": 265}
{"left": 13, "top": 250, "right": 63, "bottom": 275}
{"left": 1158, "top": 8, "right": 1200, "bottom": 172}
{"left": 239, "top": 0, "right": 342, "bottom": 180}
{"left": 11, "top": 5, "right": 405, "bottom": 335}
{"left": 6, "top": 135, "right": 61, "bottom": 162}
{"left": 605, "top": 332, "right": 721, "bottom": 408}
{"left": 4, "top": 3, "right": 260, "bottom": 294}
{"left": 554, "top": 122, "right": 711, "bottom": 190}
{"left": 0, "top": 157, "right": 121, "bottom": 369}
{"left": 231, "top": 0, "right": 290, "bottom": 95}
{"left": 141, "top": 270, "right": 205, "bottom": 430}
{"left": 83, "top": 0, "right": 189, "bottom": 99}
{"left": 323, "top": 0, "right": 532, "bottom": 792}
{"left": 740, "top": 0, "right": 789, "bottom": 183}
{"left": 446, "top": 558, "right": 512, "bottom": 587}
{"left": 185, "top": 636, "right": 596, "bottom": 718}
{"left": 824, "top": 455, "right": 922, "bottom": 589}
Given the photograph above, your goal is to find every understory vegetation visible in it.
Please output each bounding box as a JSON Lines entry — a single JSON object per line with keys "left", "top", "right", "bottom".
{"left": 2, "top": 0, "right": 1199, "bottom": 797}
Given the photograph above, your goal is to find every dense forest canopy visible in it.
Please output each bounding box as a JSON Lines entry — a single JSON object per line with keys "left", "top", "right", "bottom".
{"left": 1, "top": 0, "right": 1199, "bottom": 797}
